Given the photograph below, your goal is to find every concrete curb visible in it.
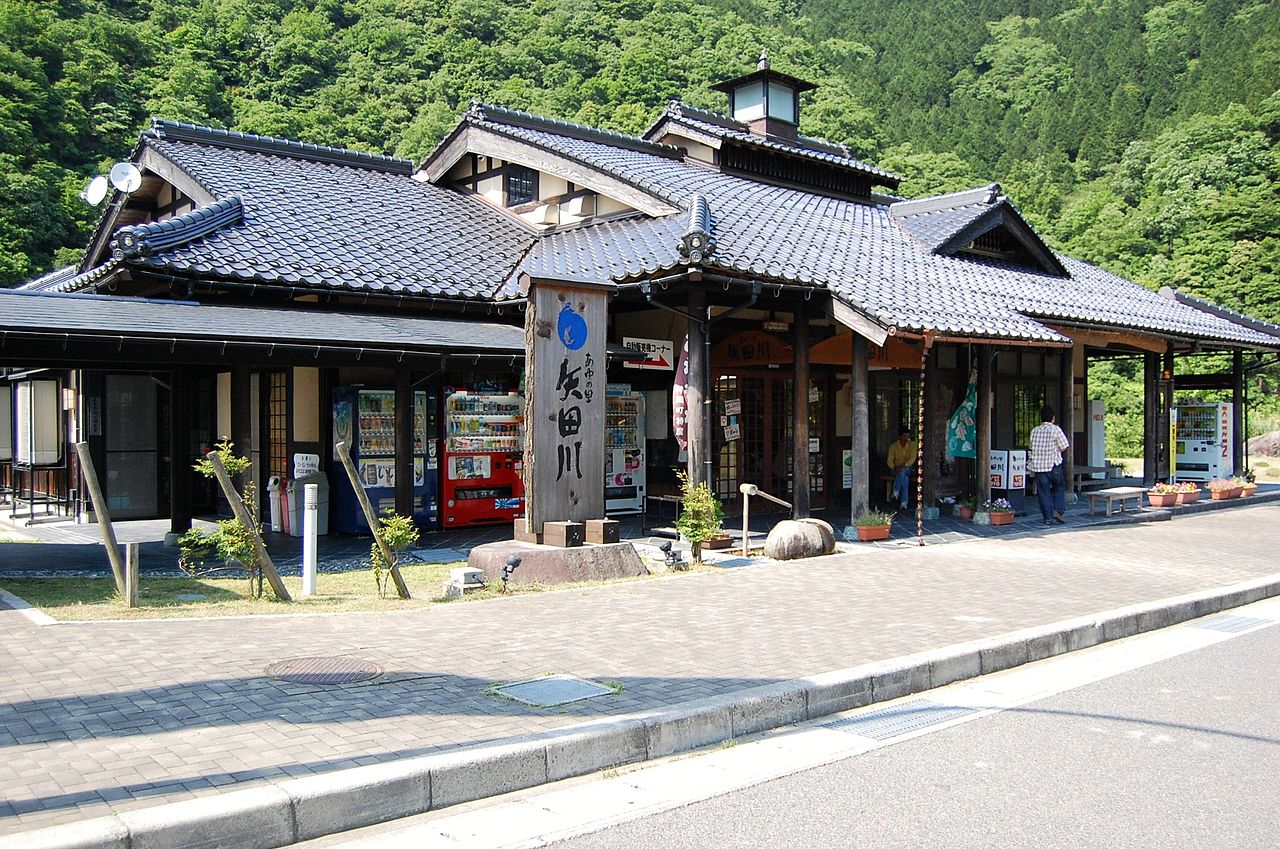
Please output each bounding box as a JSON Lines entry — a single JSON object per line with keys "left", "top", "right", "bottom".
{"left": 7, "top": 568, "right": 1279, "bottom": 849}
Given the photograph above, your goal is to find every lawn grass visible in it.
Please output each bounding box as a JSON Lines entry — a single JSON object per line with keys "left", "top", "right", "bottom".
{"left": 0, "top": 555, "right": 697, "bottom": 621}
{"left": 0, "top": 531, "right": 39, "bottom": 543}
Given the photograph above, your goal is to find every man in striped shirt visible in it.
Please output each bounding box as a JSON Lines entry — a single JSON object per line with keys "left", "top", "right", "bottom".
{"left": 1028, "top": 405, "right": 1070, "bottom": 526}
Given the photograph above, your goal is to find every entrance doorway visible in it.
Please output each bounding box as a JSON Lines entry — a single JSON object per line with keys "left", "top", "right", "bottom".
{"left": 712, "top": 372, "right": 826, "bottom": 512}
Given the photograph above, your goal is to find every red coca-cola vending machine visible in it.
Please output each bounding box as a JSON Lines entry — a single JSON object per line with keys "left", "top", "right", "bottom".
{"left": 440, "top": 389, "right": 524, "bottom": 527}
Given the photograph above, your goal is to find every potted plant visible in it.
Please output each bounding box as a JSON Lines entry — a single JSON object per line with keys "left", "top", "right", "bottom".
{"left": 1206, "top": 478, "right": 1238, "bottom": 500}
{"left": 854, "top": 510, "right": 894, "bottom": 541}
{"left": 675, "top": 471, "right": 725, "bottom": 565}
{"left": 1239, "top": 474, "right": 1258, "bottom": 497}
{"left": 1147, "top": 482, "right": 1178, "bottom": 508}
{"left": 1173, "top": 481, "right": 1201, "bottom": 504}
{"left": 955, "top": 496, "right": 977, "bottom": 521}
{"left": 979, "top": 498, "right": 1015, "bottom": 526}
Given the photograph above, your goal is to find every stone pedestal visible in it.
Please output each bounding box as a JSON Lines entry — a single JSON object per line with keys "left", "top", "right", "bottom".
{"left": 468, "top": 540, "right": 647, "bottom": 586}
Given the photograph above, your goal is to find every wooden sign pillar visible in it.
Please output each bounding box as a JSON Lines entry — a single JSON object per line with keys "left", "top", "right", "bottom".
{"left": 520, "top": 274, "right": 613, "bottom": 536}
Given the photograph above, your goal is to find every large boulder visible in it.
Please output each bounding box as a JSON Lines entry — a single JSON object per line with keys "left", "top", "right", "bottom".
{"left": 763, "top": 518, "right": 836, "bottom": 560}
{"left": 1247, "top": 430, "right": 1280, "bottom": 458}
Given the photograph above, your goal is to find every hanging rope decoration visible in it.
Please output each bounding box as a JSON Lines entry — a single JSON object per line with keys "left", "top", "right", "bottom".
{"left": 916, "top": 336, "right": 934, "bottom": 547}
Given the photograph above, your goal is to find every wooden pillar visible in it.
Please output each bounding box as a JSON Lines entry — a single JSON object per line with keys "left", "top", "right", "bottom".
{"left": 792, "top": 309, "right": 810, "bottom": 518}
{"left": 1159, "top": 349, "right": 1174, "bottom": 481}
{"left": 921, "top": 345, "right": 939, "bottom": 508}
{"left": 1143, "top": 352, "right": 1159, "bottom": 485}
{"left": 1058, "top": 348, "right": 1074, "bottom": 498}
{"left": 686, "top": 289, "right": 709, "bottom": 486}
{"left": 394, "top": 368, "right": 413, "bottom": 518}
{"left": 1232, "top": 350, "right": 1244, "bottom": 474}
{"left": 850, "top": 335, "right": 870, "bottom": 520}
{"left": 168, "top": 366, "right": 192, "bottom": 536}
{"left": 976, "top": 347, "right": 992, "bottom": 504}
{"left": 230, "top": 364, "right": 252, "bottom": 492}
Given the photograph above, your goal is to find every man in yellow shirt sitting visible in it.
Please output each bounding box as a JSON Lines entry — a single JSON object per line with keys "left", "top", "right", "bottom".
{"left": 887, "top": 428, "right": 918, "bottom": 511}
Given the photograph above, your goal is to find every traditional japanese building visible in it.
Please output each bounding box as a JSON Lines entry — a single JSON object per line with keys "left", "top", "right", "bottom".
{"left": 4, "top": 56, "right": 1279, "bottom": 536}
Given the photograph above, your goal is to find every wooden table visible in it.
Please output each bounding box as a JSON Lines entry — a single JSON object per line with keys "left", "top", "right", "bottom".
{"left": 1086, "top": 485, "right": 1148, "bottom": 516}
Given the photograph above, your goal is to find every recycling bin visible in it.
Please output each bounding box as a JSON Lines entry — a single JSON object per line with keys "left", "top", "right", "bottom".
{"left": 286, "top": 472, "right": 330, "bottom": 537}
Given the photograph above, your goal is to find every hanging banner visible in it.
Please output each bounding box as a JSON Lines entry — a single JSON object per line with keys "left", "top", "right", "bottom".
{"left": 946, "top": 370, "right": 978, "bottom": 459}
{"left": 673, "top": 335, "right": 689, "bottom": 450}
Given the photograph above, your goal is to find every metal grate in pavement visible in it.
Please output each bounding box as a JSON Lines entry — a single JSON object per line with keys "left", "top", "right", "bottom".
{"left": 493, "top": 675, "right": 616, "bottom": 707}
{"left": 1188, "top": 614, "right": 1272, "bottom": 634}
{"left": 266, "top": 656, "right": 383, "bottom": 685}
{"left": 822, "top": 699, "right": 979, "bottom": 740}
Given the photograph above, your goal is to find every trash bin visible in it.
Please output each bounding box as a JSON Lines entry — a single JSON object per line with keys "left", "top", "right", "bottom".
{"left": 266, "top": 476, "right": 283, "bottom": 533}
{"left": 286, "top": 472, "right": 330, "bottom": 537}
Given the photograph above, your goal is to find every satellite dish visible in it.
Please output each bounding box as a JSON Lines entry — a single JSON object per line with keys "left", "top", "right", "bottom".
{"left": 82, "top": 175, "right": 109, "bottom": 205}
{"left": 108, "top": 162, "right": 143, "bottom": 194}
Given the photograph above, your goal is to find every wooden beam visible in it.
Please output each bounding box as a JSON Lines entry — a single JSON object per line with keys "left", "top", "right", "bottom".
{"left": 1045, "top": 325, "right": 1169, "bottom": 355}
{"left": 922, "top": 345, "right": 939, "bottom": 509}
{"left": 792, "top": 309, "right": 810, "bottom": 518}
{"left": 1059, "top": 349, "right": 1074, "bottom": 499}
{"left": 74, "top": 441, "right": 127, "bottom": 596}
{"left": 424, "top": 125, "right": 680, "bottom": 217}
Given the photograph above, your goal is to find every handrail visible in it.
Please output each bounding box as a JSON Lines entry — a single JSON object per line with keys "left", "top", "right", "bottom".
{"left": 738, "top": 483, "right": 792, "bottom": 556}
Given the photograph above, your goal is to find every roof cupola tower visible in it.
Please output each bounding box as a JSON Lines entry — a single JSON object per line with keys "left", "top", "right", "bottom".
{"left": 710, "top": 50, "right": 816, "bottom": 143}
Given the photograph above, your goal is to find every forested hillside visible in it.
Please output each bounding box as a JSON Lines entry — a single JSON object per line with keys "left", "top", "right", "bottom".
{"left": 2, "top": 0, "right": 1277, "bottom": 337}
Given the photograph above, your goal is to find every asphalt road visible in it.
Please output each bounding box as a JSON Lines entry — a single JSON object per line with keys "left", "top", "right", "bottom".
{"left": 549, "top": 624, "right": 1280, "bottom": 849}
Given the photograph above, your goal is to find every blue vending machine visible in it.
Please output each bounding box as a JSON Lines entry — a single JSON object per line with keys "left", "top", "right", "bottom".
{"left": 331, "top": 387, "right": 439, "bottom": 534}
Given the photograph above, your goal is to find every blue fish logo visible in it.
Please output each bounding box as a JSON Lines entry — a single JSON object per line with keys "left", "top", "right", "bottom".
{"left": 557, "top": 303, "right": 588, "bottom": 350}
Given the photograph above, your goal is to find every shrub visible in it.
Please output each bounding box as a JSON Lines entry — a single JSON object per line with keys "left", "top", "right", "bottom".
{"left": 369, "top": 510, "right": 419, "bottom": 597}
{"left": 674, "top": 471, "right": 723, "bottom": 564}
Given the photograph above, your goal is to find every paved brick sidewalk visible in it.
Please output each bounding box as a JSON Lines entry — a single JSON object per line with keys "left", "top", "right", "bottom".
{"left": 1, "top": 505, "right": 1278, "bottom": 835}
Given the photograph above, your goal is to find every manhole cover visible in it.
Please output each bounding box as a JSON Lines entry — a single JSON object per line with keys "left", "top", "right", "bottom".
{"left": 266, "top": 656, "right": 382, "bottom": 685}
{"left": 493, "top": 675, "right": 616, "bottom": 707}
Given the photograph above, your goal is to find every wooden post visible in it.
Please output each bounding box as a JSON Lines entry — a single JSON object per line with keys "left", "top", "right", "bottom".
{"left": 74, "top": 441, "right": 126, "bottom": 596}
{"left": 792, "top": 308, "right": 810, "bottom": 518}
{"left": 850, "top": 336, "right": 870, "bottom": 521}
{"left": 205, "top": 450, "right": 292, "bottom": 601}
{"left": 1143, "top": 352, "right": 1159, "bottom": 485}
{"left": 1059, "top": 348, "right": 1075, "bottom": 499}
{"left": 686, "top": 289, "right": 708, "bottom": 486}
{"left": 976, "top": 348, "right": 993, "bottom": 505}
{"left": 169, "top": 367, "right": 193, "bottom": 537}
{"left": 231, "top": 365, "right": 252, "bottom": 491}
{"left": 915, "top": 338, "right": 931, "bottom": 545}
{"left": 394, "top": 369, "right": 414, "bottom": 518}
{"left": 336, "top": 441, "right": 410, "bottom": 599}
{"left": 1159, "top": 349, "right": 1174, "bottom": 481}
{"left": 124, "top": 542, "right": 139, "bottom": 609}
{"left": 1232, "top": 350, "right": 1244, "bottom": 475}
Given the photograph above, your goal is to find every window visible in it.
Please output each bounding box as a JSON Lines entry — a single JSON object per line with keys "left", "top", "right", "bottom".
{"left": 505, "top": 166, "right": 538, "bottom": 207}
{"left": 1013, "top": 382, "right": 1047, "bottom": 448}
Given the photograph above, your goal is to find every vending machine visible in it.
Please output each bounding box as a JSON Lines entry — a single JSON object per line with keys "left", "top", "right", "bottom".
{"left": 1174, "top": 402, "right": 1233, "bottom": 481}
{"left": 605, "top": 389, "right": 646, "bottom": 513}
{"left": 331, "top": 387, "right": 438, "bottom": 534}
{"left": 441, "top": 390, "right": 524, "bottom": 527}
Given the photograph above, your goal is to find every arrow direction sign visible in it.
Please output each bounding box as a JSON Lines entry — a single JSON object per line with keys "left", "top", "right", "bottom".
{"left": 622, "top": 336, "right": 675, "bottom": 370}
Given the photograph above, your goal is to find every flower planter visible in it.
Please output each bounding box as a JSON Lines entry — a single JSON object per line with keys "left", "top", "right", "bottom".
{"left": 989, "top": 512, "right": 1014, "bottom": 526}
{"left": 703, "top": 535, "right": 734, "bottom": 550}
{"left": 1148, "top": 492, "right": 1177, "bottom": 507}
{"left": 1241, "top": 484, "right": 1258, "bottom": 497}
{"left": 956, "top": 506, "right": 975, "bottom": 521}
{"left": 1231, "top": 485, "right": 1244, "bottom": 498}
{"left": 1210, "top": 488, "right": 1233, "bottom": 500}
{"left": 1175, "top": 490, "right": 1200, "bottom": 505}
{"left": 856, "top": 524, "right": 891, "bottom": 541}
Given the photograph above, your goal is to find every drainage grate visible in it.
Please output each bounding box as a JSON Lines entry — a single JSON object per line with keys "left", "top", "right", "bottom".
{"left": 822, "top": 699, "right": 979, "bottom": 740}
{"left": 266, "top": 656, "right": 383, "bottom": 685}
{"left": 1189, "top": 614, "right": 1273, "bottom": 634}
{"left": 493, "top": 675, "right": 616, "bottom": 707}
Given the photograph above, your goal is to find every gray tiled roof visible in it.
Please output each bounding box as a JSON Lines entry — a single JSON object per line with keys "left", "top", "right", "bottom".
{"left": 0, "top": 289, "right": 524, "bottom": 352}
{"left": 113, "top": 120, "right": 536, "bottom": 299}
{"left": 479, "top": 109, "right": 1278, "bottom": 347}
{"left": 17, "top": 265, "right": 80, "bottom": 292}
{"left": 645, "top": 102, "right": 901, "bottom": 186}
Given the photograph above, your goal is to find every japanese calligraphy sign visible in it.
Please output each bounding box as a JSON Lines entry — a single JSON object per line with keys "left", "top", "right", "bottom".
{"left": 522, "top": 274, "right": 612, "bottom": 534}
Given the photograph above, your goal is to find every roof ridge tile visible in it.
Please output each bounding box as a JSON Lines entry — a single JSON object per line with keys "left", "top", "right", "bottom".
{"left": 147, "top": 119, "right": 414, "bottom": 174}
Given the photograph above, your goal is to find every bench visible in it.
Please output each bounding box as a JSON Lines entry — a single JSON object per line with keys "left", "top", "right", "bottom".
{"left": 1085, "top": 485, "right": 1148, "bottom": 517}
{"left": 1072, "top": 465, "right": 1111, "bottom": 493}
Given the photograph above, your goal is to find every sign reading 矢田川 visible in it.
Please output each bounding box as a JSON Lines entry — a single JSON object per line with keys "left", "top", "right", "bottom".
{"left": 521, "top": 274, "right": 612, "bottom": 534}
